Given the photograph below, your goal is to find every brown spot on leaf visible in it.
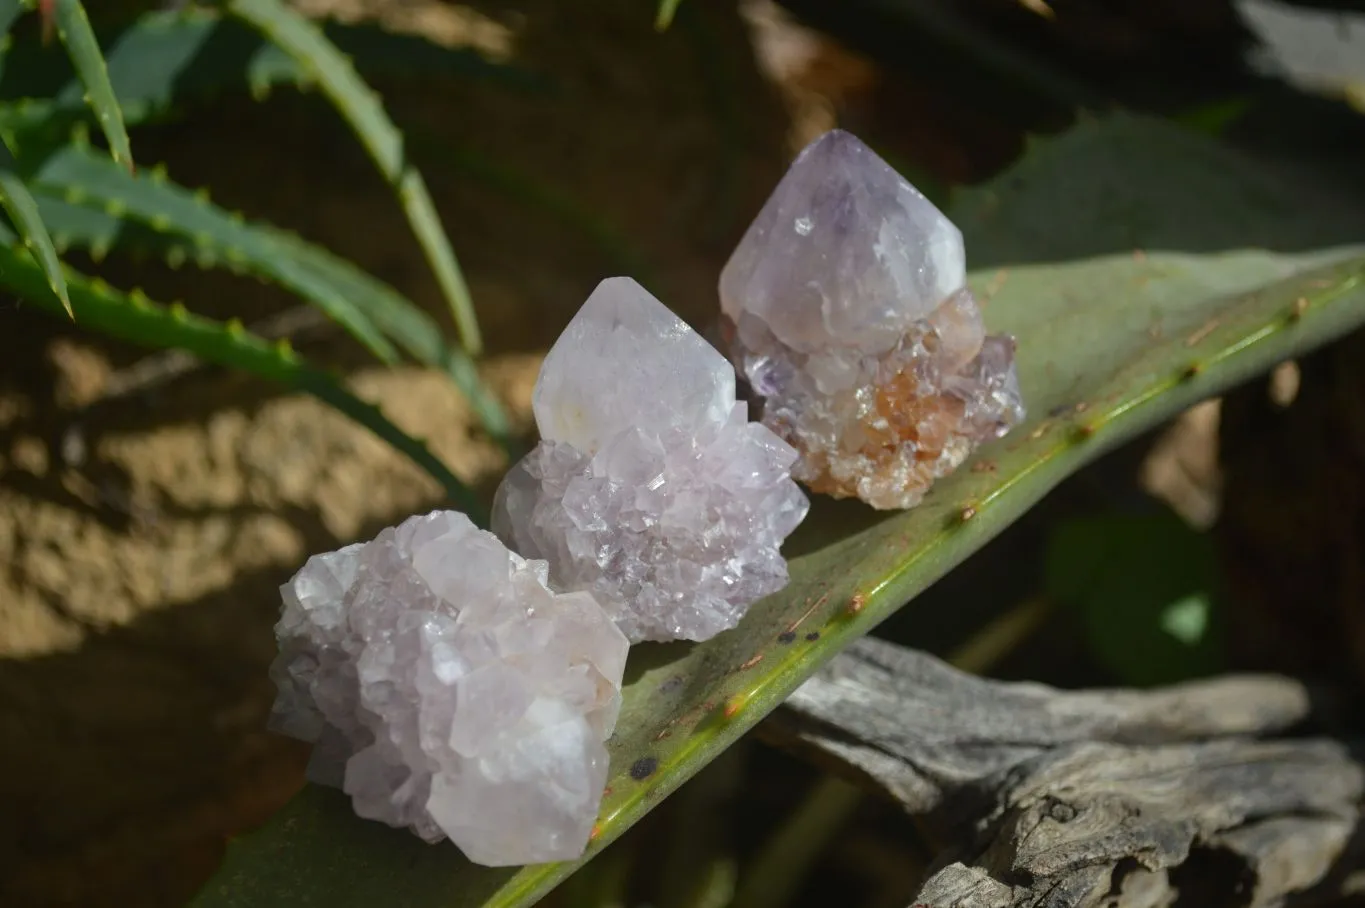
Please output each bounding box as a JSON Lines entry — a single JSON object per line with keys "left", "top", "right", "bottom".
{"left": 1185, "top": 319, "right": 1220, "bottom": 347}
{"left": 629, "top": 757, "right": 659, "bottom": 781}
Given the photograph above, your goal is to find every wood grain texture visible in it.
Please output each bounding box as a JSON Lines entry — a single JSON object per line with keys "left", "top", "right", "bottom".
{"left": 763, "top": 637, "right": 1365, "bottom": 908}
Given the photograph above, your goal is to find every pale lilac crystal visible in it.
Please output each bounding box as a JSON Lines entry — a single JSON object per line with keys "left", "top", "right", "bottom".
{"left": 267, "top": 509, "right": 629, "bottom": 866}
{"left": 719, "top": 130, "right": 1025, "bottom": 510}
{"left": 493, "top": 277, "right": 810, "bottom": 644}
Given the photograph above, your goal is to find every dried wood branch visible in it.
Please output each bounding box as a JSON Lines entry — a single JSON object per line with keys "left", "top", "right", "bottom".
{"left": 761, "top": 637, "right": 1365, "bottom": 908}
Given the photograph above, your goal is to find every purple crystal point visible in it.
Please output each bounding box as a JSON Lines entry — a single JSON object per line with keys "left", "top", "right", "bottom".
{"left": 720, "top": 130, "right": 1025, "bottom": 510}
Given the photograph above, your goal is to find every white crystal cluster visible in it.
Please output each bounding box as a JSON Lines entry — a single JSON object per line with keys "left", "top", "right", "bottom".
{"left": 493, "top": 277, "right": 809, "bottom": 643}
{"left": 720, "top": 129, "right": 1026, "bottom": 510}
{"left": 268, "top": 509, "right": 628, "bottom": 866}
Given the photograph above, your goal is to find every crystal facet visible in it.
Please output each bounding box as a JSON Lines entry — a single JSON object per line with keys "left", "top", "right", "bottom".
{"left": 719, "top": 130, "right": 1025, "bottom": 510}
{"left": 268, "top": 509, "right": 629, "bottom": 866}
{"left": 493, "top": 277, "right": 810, "bottom": 644}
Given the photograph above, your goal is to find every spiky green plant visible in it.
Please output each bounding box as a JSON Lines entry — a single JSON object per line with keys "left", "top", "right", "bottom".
{"left": 0, "top": 0, "right": 512, "bottom": 504}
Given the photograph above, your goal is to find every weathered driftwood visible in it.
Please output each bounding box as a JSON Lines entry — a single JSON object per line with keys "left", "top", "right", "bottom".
{"left": 761, "top": 637, "right": 1365, "bottom": 908}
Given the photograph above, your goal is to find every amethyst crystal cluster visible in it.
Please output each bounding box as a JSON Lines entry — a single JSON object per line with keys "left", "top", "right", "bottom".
{"left": 720, "top": 130, "right": 1024, "bottom": 509}
{"left": 267, "top": 129, "right": 1023, "bottom": 867}
{"left": 492, "top": 277, "right": 810, "bottom": 644}
{"left": 268, "top": 510, "right": 628, "bottom": 865}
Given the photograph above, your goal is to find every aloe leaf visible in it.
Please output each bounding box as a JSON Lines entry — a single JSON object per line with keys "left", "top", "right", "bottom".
{"left": 39, "top": 0, "right": 132, "bottom": 168}
{"left": 0, "top": 142, "right": 70, "bottom": 316}
{"left": 26, "top": 139, "right": 400, "bottom": 362}
{"left": 227, "top": 0, "right": 484, "bottom": 356}
{"left": 0, "top": 8, "right": 537, "bottom": 140}
{"left": 0, "top": 2, "right": 69, "bottom": 316}
{"left": 191, "top": 115, "right": 1365, "bottom": 908}
{"left": 0, "top": 242, "right": 481, "bottom": 515}
{"left": 21, "top": 142, "right": 512, "bottom": 440}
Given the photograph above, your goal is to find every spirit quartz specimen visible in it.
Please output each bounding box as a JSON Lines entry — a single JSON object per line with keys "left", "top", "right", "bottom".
{"left": 720, "top": 129, "right": 1025, "bottom": 510}
{"left": 268, "top": 509, "right": 629, "bottom": 866}
{"left": 493, "top": 276, "right": 810, "bottom": 644}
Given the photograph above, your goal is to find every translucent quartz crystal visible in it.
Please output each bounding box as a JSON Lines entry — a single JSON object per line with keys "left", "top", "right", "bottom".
{"left": 493, "top": 277, "right": 810, "bottom": 644}
{"left": 719, "top": 130, "right": 1025, "bottom": 510}
{"left": 267, "top": 509, "right": 629, "bottom": 866}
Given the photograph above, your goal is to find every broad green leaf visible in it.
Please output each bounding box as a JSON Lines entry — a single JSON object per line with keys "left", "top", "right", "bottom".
{"left": 193, "top": 115, "right": 1365, "bottom": 908}
{"left": 0, "top": 8, "right": 536, "bottom": 140}
{"left": 21, "top": 142, "right": 512, "bottom": 442}
{"left": 0, "top": 140, "right": 70, "bottom": 316}
{"left": 1046, "top": 510, "right": 1225, "bottom": 686}
{"left": 228, "top": 0, "right": 483, "bottom": 356}
{"left": 0, "top": 242, "right": 482, "bottom": 518}
{"left": 43, "top": 0, "right": 133, "bottom": 167}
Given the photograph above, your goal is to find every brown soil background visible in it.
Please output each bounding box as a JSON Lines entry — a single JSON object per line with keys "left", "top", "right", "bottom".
{"left": 0, "top": 0, "right": 1245, "bottom": 904}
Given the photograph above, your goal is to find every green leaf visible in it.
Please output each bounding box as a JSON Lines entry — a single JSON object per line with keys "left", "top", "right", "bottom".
{"left": 44, "top": 0, "right": 133, "bottom": 168}
{"left": 0, "top": 8, "right": 538, "bottom": 140}
{"left": 227, "top": 0, "right": 484, "bottom": 357}
{"left": 27, "top": 140, "right": 400, "bottom": 362}
{"left": 192, "top": 115, "right": 1365, "bottom": 908}
{"left": 0, "top": 2, "right": 70, "bottom": 317}
{"left": 0, "top": 242, "right": 482, "bottom": 517}
{"left": 20, "top": 142, "right": 512, "bottom": 442}
{"left": 1046, "top": 511, "right": 1225, "bottom": 687}
{"left": 0, "top": 141, "right": 70, "bottom": 316}
{"left": 656, "top": 0, "right": 684, "bottom": 31}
